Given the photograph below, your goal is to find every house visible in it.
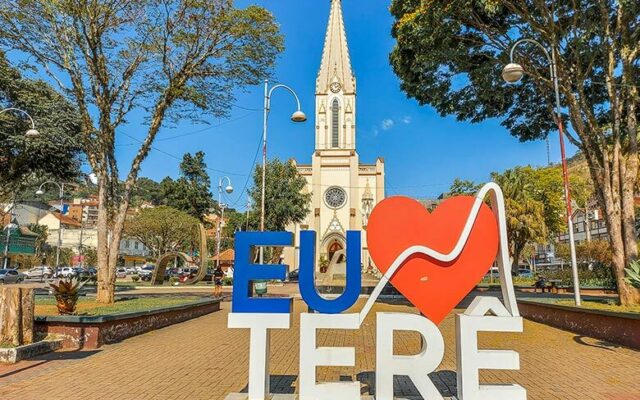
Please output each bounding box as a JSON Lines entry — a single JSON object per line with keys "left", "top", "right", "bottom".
{"left": 0, "top": 225, "right": 40, "bottom": 269}
{"left": 38, "top": 212, "right": 83, "bottom": 231}
{"left": 2, "top": 201, "right": 53, "bottom": 227}
{"left": 119, "top": 238, "right": 151, "bottom": 268}
{"left": 212, "top": 249, "right": 234, "bottom": 273}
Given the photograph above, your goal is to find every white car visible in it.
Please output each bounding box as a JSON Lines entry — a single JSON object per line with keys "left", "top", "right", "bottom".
{"left": 24, "top": 266, "right": 53, "bottom": 279}
{"left": 57, "top": 267, "right": 76, "bottom": 278}
{"left": 116, "top": 267, "right": 127, "bottom": 279}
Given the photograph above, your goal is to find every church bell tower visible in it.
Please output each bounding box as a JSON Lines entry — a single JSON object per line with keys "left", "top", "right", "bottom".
{"left": 315, "top": 0, "right": 356, "bottom": 151}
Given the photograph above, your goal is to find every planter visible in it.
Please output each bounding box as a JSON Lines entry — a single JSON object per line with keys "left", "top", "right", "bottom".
{"left": 35, "top": 298, "right": 221, "bottom": 349}
{"left": 0, "top": 339, "right": 63, "bottom": 364}
{"left": 519, "top": 300, "right": 640, "bottom": 350}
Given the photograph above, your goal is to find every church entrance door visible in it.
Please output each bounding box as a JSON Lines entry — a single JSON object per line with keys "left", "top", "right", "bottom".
{"left": 327, "top": 240, "right": 344, "bottom": 263}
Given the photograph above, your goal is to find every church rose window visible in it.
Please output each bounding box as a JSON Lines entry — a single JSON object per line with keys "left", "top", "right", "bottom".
{"left": 331, "top": 99, "right": 340, "bottom": 147}
{"left": 325, "top": 186, "right": 347, "bottom": 209}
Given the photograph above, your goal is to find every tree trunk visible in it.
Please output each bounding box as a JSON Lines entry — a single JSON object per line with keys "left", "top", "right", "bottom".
{"left": 0, "top": 287, "right": 34, "bottom": 346}
{"left": 96, "top": 180, "right": 114, "bottom": 304}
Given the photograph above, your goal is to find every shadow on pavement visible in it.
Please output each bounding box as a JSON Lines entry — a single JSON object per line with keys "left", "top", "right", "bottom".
{"left": 0, "top": 350, "right": 101, "bottom": 379}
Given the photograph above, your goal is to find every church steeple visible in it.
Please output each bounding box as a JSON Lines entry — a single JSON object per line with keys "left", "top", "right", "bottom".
{"left": 317, "top": 0, "right": 356, "bottom": 95}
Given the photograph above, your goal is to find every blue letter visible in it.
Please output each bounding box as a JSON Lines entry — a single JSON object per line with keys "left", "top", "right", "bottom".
{"left": 298, "top": 230, "right": 361, "bottom": 314}
{"left": 232, "top": 231, "right": 293, "bottom": 313}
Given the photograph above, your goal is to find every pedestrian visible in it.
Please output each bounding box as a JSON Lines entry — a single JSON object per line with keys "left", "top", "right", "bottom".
{"left": 213, "top": 266, "right": 224, "bottom": 298}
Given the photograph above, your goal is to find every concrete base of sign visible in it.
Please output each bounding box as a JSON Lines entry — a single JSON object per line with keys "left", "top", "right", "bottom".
{"left": 225, "top": 395, "right": 457, "bottom": 399}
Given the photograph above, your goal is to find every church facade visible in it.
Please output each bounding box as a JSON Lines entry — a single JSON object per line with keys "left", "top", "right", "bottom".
{"left": 283, "top": 0, "right": 385, "bottom": 272}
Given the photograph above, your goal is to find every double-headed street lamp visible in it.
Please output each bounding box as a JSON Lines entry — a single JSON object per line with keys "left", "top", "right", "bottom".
{"left": 502, "top": 38, "right": 582, "bottom": 306}
{"left": 260, "top": 80, "right": 307, "bottom": 263}
{"left": 36, "top": 182, "right": 66, "bottom": 270}
{"left": 0, "top": 108, "right": 39, "bottom": 137}
{"left": 216, "top": 177, "right": 234, "bottom": 269}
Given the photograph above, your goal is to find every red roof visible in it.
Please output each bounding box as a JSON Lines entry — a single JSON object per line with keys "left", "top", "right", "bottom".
{"left": 52, "top": 213, "right": 82, "bottom": 227}
{"left": 212, "top": 249, "right": 234, "bottom": 262}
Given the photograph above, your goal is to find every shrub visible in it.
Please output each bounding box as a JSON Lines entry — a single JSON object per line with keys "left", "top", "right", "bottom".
{"left": 624, "top": 261, "right": 640, "bottom": 288}
{"left": 222, "top": 277, "right": 233, "bottom": 286}
{"left": 169, "top": 277, "right": 179, "bottom": 285}
{"left": 131, "top": 275, "right": 140, "bottom": 283}
{"left": 49, "top": 278, "right": 86, "bottom": 315}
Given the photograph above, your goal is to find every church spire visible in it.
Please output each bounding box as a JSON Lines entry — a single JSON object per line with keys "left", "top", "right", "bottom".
{"left": 317, "top": 0, "right": 355, "bottom": 94}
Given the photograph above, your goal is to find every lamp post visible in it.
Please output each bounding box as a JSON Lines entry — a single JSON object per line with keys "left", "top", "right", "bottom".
{"left": 0, "top": 108, "right": 39, "bottom": 137}
{"left": 216, "top": 177, "right": 234, "bottom": 269}
{"left": 260, "top": 80, "right": 307, "bottom": 264}
{"left": 502, "top": 38, "right": 582, "bottom": 306}
{"left": 36, "top": 182, "right": 66, "bottom": 270}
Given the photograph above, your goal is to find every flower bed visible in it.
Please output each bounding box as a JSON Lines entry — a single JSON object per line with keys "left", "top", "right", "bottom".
{"left": 34, "top": 298, "right": 221, "bottom": 349}
{"left": 518, "top": 299, "right": 640, "bottom": 350}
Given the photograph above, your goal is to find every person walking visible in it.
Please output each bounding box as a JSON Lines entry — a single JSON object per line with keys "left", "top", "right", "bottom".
{"left": 213, "top": 266, "right": 224, "bottom": 298}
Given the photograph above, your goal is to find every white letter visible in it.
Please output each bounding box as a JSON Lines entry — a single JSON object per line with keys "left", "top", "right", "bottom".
{"left": 228, "top": 313, "right": 290, "bottom": 400}
{"left": 456, "top": 297, "right": 527, "bottom": 400}
{"left": 299, "top": 313, "right": 360, "bottom": 400}
{"left": 376, "top": 312, "right": 445, "bottom": 400}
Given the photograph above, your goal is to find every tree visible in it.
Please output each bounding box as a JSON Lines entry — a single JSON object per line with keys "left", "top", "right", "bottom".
{"left": 556, "top": 240, "right": 613, "bottom": 267}
{"left": 83, "top": 247, "right": 98, "bottom": 268}
{"left": 163, "top": 152, "right": 215, "bottom": 221}
{"left": 447, "top": 178, "right": 481, "bottom": 196}
{"left": 492, "top": 168, "right": 548, "bottom": 271}
{"left": 249, "top": 159, "right": 311, "bottom": 262}
{"left": 124, "top": 206, "right": 199, "bottom": 258}
{"left": 390, "top": 1, "right": 640, "bottom": 304}
{"left": 0, "top": 51, "right": 82, "bottom": 199}
{"left": 131, "top": 178, "right": 164, "bottom": 207}
{"left": 0, "top": 1, "right": 284, "bottom": 303}
{"left": 27, "top": 224, "right": 48, "bottom": 257}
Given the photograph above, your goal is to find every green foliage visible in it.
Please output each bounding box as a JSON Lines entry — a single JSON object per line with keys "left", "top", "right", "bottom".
{"left": 0, "top": 51, "right": 82, "bottom": 197}
{"left": 222, "top": 277, "right": 233, "bottom": 286}
{"left": 555, "top": 240, "right": 613, "bottom": 267}
{"left": 124, "top": 206, "right": 199, "bottom": 257}
{"left": 249, "top": 159, "right": 311, "bottom": 232}
{"left": 169, "top": 277, "right": 179, "bottom": 285}
{"left": 491, "top": 168, "right": 547, "bottom": 269}
{"left": 447, "top": 178, "right": 481, "bottom": 196}
{"left": 625, "top": 261, "right": 640, "bottom": 288}
{"left": 45, "top": 247, "right": 74, "bottom": 267}
{"left": 131, "top": 275, "right": 140, "bottom": 283}
{"left": 83, "top": 248, "right": 98, "bottom": 268}
{"left": 27, "top": 223, "right": 48, "bottom": 255}
{"left": 162, "top": 152, "right": 215, "bottom": 221}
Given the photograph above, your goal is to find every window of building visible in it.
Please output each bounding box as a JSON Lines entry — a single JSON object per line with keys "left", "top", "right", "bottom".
{"left": 331, "top": 99, "right": 340, "bottom": 148}
{"left": 134, "top": 242, "right": 139, "bottom": 250}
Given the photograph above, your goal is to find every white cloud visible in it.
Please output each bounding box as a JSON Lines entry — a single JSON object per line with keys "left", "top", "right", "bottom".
{"left": 381, "top": 119, "right": 395, "bottom": 130}
{"left": 402, "top": 116, "right": 412, "bottom": 124}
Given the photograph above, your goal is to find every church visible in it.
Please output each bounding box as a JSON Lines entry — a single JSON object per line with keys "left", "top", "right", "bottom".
{"left": 283, "top": 0, "right": 385, "bottom": 273}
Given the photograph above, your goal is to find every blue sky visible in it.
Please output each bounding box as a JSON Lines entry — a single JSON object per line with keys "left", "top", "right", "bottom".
{"left": 115, "top": 0, "right": 577, "bottom": 210}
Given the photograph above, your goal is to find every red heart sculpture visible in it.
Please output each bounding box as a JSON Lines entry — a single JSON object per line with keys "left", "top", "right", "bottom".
{"left": 366, "top": 196, "right": 499, "bottom": 324}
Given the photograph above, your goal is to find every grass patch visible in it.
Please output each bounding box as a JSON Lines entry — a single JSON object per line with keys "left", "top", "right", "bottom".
{"left": 553, "top": 299, "right": 640, "bottom": 314}
{"left": 35, "top": 296, "right": 204, "bottom": 316}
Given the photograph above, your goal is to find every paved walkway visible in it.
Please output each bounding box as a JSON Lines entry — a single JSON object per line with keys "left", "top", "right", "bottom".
{"left": 0, "top": 299, "right": 638, "bottom": 399}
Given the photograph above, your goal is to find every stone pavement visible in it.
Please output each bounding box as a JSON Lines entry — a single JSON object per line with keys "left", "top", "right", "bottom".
{"left": 0, "top": 299, "right": 638, "bottom": 399}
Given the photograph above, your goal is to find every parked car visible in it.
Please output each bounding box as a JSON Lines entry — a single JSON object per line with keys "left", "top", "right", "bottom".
{"left": 116, "top": 267, "right": 127, "bottom": 279}
{"left": 125, "top": 267, "right": 137, "bottom": 275}
{"left": 24, "top": 266, "right": 53, "bottom": 279}
{"left": 78, "top": 268, "right": 97, "bottom": 280}
{"left": 518, "top": 269, "right": 534, "bottom": 278}
{"left": 288, "top": 269, "right": 299, "bottom": 281}
{"left": 56, "top": 266, "right": 76, "bottom": 278}
{"left": 0, "top": 269, "right": 25, "bottom": 284}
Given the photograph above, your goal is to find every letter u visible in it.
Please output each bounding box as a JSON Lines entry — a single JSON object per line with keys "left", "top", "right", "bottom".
{"left": 298, "top": 230, "right": 362, "bottom": 314}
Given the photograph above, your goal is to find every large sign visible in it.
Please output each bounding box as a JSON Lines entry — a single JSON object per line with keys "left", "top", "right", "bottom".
{"left": 228, "top": 183, "right": 527, "bottom": 400}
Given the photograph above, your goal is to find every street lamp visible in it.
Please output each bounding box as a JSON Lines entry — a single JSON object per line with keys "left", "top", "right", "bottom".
{"left": 216, "top": 177, "right": 234, "bottom": 269}
{"left": 260, "top": 80, "right": 307, "bottom": 264}
{"left": 0, "top": 108, "right": 39, "bottom": 137}
{"left": 503, "top": 38, "right": 582, "bottom": 306}
{"left": 36, "top": 181, "right": 66, "bottom": 270}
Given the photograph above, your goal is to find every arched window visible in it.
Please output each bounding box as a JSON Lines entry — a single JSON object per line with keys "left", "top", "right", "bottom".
{"left": 331, "top": 99, "right": 340, "bottom": 148}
